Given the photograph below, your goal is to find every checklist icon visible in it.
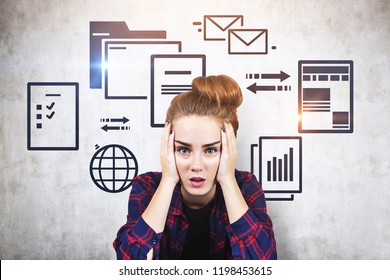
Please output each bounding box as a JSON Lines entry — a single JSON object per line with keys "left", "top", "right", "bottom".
{"left": 27, "top": 82, "right": 79, "bottom": 150}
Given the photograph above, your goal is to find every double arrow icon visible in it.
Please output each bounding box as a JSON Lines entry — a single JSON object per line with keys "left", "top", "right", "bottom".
{"left": 247, "top": 71, "right": 290, "bottom": 94}
{"left": 100, "top": 117, "right": 130, "bottom": 132}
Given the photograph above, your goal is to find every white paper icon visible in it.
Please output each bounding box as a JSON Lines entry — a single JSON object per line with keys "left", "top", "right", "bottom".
{"left": 27, "top": 82, "right": 79, "bottom": 150}
{"left": 150, "top": 54, "right": 206, "bottom": 127}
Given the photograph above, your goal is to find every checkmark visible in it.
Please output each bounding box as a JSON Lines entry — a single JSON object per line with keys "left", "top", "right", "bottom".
{"left": 46, "top": 111, "right": 55, "bottom": 119}
{"left": 46, "top": 102, "right": 55, "bottom": 110}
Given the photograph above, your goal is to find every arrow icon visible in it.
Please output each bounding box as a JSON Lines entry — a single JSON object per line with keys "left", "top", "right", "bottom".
{"left": 110, "top": 117, "right": 129, "bottom": 124}
{"left": 100, "top": 117, "right": 129, "bottom": 124}
{"left": 101, "top": 125, "right": 131, "bottom": 132}
{"left": 261, "top": 71, "right": 290, "bottom": 82}
{"left": 247, "top": 83, "right": 276, "bottom": 94}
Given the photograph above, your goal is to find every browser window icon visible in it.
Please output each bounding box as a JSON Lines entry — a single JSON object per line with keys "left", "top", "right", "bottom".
{"left": 298, "top": 60, "right": 354, "bottom": 133}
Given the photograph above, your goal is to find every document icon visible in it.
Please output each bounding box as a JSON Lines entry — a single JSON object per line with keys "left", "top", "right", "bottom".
{"left": 151, "top": 54, "right": 206, "bottom": 127}
{"left": 27, "top": 82, "right": 79, "bottom": 150}
{"left": 228, "top": 29, "right": 268, "bottom": 54}
{"left": 204, "top": 15, "right": 243, "bottom": 41}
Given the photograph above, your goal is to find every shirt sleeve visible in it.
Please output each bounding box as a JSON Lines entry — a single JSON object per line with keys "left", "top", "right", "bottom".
{"left": 113, "top": 173, "right": 162, "bottom": 260}
{"left": 225, "top": 172, "right": 277, "bottom": 260}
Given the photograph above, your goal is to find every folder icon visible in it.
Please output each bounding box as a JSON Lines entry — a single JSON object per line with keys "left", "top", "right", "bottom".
{"left": 228, "top": 29, "right": 268, "bottom": 55}
{"left": 204, "top": 15, "right": 243, "bottom": 41}
{"left": 89, "top": 21, "right": 167, "bottom": 89}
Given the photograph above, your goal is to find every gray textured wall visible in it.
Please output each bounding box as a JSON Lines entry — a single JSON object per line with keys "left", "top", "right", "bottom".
{"left": 1, "top": 0, "right": 389, "bottom": 259}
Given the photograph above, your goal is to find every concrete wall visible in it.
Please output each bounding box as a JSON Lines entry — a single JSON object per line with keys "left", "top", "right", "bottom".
{"left": 1, "top": 0, "right": 389, "bottom": 259}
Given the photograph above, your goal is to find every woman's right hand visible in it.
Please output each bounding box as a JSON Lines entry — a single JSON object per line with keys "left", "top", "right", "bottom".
{"left": 160, "top": 121, "right": 180, "bottom": 186}
{"left": 141, "top": 121, "right": 180, "bottom": 239}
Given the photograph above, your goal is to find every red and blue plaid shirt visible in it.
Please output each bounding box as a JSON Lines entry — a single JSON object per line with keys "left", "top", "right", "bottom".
{"left": 114, "top": 170, "right": 277, "bottom": 260}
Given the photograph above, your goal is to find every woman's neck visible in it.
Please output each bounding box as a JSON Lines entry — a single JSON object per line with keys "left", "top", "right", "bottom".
{"left": 181, "top": 184, "right": 216, "bottom": 209}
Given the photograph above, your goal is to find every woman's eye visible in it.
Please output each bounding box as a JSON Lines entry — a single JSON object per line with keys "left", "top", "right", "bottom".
{"left": 205, "top": 148, "right": 218, "bottom": 156}
{"left": 177, "top": 147, "right": 190, "bottom": 154}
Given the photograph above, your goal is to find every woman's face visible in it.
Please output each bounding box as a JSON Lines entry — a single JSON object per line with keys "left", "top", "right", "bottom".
{"left": 173, "top": 115, "right": 222, "bottom": 208}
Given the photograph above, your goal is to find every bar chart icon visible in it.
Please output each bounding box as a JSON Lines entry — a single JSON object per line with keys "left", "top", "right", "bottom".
{"left": 267, "top": 147, "right": 294, "bottom": 182}
{"left": 258, "top": 136, "right": 302, "bottom": 201}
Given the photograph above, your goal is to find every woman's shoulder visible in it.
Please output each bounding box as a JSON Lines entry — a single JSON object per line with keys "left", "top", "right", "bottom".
{"left": 234, "top": 170, "right": 264, "bottom": 199}
{"left": 235, "top": 169, "right": 256, "bottom": 180}
{"left": 234, "top": 169, "right": 261, "bottom": 186}
{"left": 132, "top": 171, "right": 162, "bottom": 188}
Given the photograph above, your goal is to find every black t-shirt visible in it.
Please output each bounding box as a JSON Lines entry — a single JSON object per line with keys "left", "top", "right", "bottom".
{"left": 181, "top": 201, "right": 214, "bottom": 259}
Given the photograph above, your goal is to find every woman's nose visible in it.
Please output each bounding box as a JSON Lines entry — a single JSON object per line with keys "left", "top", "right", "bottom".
{"left": 190, "top": 153, "right": 203, "bottom": 172}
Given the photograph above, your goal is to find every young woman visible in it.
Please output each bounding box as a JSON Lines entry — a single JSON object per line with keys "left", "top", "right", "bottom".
{"left": 114, "top": 75, "right": 277, "bottom": 260}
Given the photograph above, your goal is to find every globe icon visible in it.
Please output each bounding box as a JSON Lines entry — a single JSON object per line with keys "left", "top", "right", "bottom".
{"left": 90, "top": 144, "right": 138, "bottom": 193}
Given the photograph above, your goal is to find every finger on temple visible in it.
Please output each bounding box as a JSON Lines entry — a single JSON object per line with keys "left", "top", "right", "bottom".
{"left": 222, "top": 122, "right": 232, "bottom": 143}
{"left": 161, "top": 121, "right": 171, "bottom": 151}
{"left": 221, "top": 126, "right": 227, "bottom": 151}
{"left": 168, "top": 131, "right": 175, "bottom": 150}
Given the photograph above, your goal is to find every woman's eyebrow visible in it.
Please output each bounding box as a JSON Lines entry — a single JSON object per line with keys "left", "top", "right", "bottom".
{"left": 203, "top": 141, "right": 221, "bottom": 148}
{"left": 174, "top": 140, "right": 191, "bottom": 147}
{"left": 175, "top": 140, "right": 221, "bottom": 148}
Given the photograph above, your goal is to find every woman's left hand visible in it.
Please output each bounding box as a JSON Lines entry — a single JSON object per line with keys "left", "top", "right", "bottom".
{"left": 216, "top": 122, "right": 237, "bottom": 185}
{"left": 217, "top": 122, "right": 249, "bottom": 224}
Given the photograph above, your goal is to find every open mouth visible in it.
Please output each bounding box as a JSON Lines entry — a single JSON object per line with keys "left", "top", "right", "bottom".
{"left": 189, "top": 177, "right": 206, "bottom": 188}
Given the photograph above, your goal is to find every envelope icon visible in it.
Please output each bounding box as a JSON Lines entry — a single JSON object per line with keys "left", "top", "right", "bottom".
{"left": 228, "top": 29, "right": 268, "bottom": 55}
{"left": 204, "top": 15, "right": 243, "bottom": 41}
